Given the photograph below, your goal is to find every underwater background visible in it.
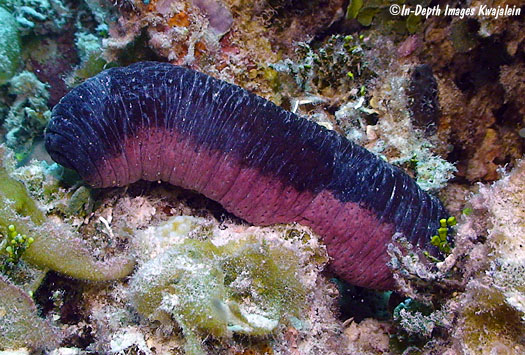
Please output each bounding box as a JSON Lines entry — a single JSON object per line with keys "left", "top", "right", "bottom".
{"left": 0, "top": 0, "right": 524, "bottom": 354}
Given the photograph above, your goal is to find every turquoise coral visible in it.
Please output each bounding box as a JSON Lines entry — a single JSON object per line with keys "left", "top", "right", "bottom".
{"left": 0, "top": 6, "right": 21, "bottom": 84}
{"left": 2, "top": 0, "right": 69, "bottom": 34}
{"left": 4, "top": 71, "right": 51, "bottom": 157}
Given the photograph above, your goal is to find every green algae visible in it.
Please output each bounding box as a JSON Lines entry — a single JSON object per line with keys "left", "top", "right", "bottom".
{"left": 1, "top": 224, "right": 34, "bottom": 275}
{"left": 0, "top": 161, "right": 45, "bottom": 225}
{"left": 461, "top": 284, "right": 525, "bottom": 353}
{"left": 0, "top": 146, "right": 135, "bottom": 281}
{"left": 345, "top": 0, "right": 426, "bottom": 34}
{"left": 130, "top": 237, "right": 307, "bottom": 354}
{"left": 0, "top": 274, "right": 62, "bottom": 350}
{"left": 345, "top": 0, "right": 363, "bottom": 20}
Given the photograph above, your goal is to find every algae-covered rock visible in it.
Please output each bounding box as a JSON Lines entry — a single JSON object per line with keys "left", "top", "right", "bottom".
{"left": 130, "top": 234, "right": 307, "bottom": 354}
{"left": 132, "top": 240, "right": 229, "bottom": 335}
{"left": 450, "top": 159, "right": 525, "bottom": 354}
{"left": 68, "top": 31, "right": 108, "bottom": 85}
{"left": 0, "top": 275, "right": 62, "bottom": 350}
{"left": 0, "top": 146, "right": 135, "bottom": 281}
{"left": 0, "top": 6, "right": 21, "bottom": 84}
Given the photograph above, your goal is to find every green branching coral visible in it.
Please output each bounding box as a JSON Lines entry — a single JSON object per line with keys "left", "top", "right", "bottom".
{"left": 0, "top": 224, "right": 34, "bottom": 275}
{"left": 130, "top": 237, "right": 307, "bottom": 355}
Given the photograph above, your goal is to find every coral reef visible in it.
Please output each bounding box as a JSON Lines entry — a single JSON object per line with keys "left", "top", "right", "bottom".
{"left": 421, "top": 0, "right": 524, "bottom": 183}
{"left": 0, "top": 0, "right": 524, "bottom": 353}
{"left": 384, "top": 160, "right": 525, "bottom": 353}
{"left": 2, "top": 0, "right": 69, "bottom": 34}
{"left": 84, "top": 204, "right": 346, "bottom": 354}
{"left": 366, "top": 62, "right": 457, "bottom": 191}
{"left": 344, "top": 318, "right": 391, "bottom": 353}
{"left": 269, "top": 34, "right": 456, "bottom": 192}
{"left": 270, "top": 34, "right": 369, "bottom": 106}
{"left": 103, "top": 0, "right": 233, "bottom": 66}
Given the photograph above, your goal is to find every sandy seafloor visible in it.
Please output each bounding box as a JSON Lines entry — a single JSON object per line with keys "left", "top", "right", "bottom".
{"left": 0, "top": 0, "right": 524, "bottom": 354}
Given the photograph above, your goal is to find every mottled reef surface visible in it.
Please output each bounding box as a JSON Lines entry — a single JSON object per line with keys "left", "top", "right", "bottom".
{"left": 0, "top": 1, "right": 524, "bottom": 354}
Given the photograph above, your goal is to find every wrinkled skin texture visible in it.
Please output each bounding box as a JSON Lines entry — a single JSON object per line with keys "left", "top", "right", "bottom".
{"left": 45, "top": 62, "right": 447, "bottom": 289}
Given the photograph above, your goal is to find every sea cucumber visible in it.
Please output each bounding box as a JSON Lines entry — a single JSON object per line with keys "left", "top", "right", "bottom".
{"left": 407, "top": 64, "right": 440, "bottom": 135}
{"left": 45, "top": 61, "right": 448, "bottom": 290}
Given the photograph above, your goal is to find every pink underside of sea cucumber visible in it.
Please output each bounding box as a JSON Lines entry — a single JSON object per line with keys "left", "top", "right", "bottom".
{"left": 90, "top": 127, "right": 396, "bottom": 289}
